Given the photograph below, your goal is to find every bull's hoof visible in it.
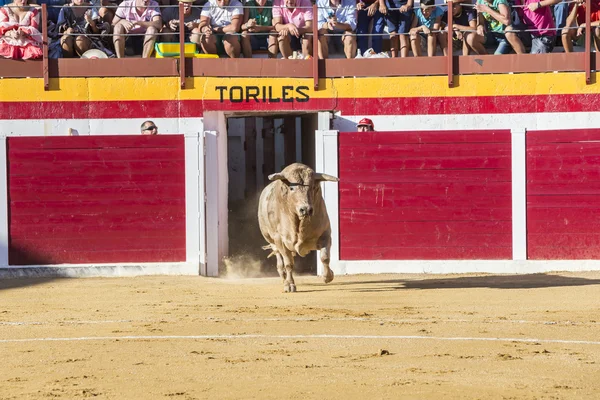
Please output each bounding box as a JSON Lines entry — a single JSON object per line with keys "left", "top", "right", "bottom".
{"left": 323, "top": 270, "right": 334, "bottom": 284}
{"left": 283, "top": 284, "right": 296, "bottom": 293}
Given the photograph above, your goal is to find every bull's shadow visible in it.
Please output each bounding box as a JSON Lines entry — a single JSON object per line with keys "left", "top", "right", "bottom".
{"left": 0, "top": 244, "right": 66, "bottom": 291}
{"left": 305, "top": 273, "right": 600, "bottom": 292}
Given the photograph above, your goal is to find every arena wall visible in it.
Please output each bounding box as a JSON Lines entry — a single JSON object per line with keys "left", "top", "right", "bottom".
{"left": 2, "top": 72, "right": 600, "bottom": 277}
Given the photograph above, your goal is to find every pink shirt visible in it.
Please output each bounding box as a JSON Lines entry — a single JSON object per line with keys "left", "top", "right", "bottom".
{"left": 115, "top": 0, "right": 161, "bottom": 32}
{"left": 272, "top": 0, "right": 313, "bottom": 28}
{"left": 517, "top": 0, "right": 555, "bottom": 36}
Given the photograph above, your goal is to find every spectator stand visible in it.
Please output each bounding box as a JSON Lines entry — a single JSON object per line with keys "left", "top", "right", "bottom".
{"left": 0, "top": 0, "right": 597, "bottom": 90}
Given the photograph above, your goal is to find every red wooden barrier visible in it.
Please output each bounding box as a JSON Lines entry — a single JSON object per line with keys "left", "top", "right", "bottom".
{"left": 527, "top": 129, "right": 600, "bottom": 259}
{"left": 338, "top": 130, "right": 512, "bottom": 260}
{"left": 7, "top": 135, "right": 186, "bottom": 265}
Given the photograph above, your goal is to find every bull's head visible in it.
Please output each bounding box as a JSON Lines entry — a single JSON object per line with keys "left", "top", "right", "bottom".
{"left": 268, "top": 163, "right": 339, "bottom": 220}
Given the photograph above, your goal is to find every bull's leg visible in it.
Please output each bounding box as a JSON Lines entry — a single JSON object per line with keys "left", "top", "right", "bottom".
{"left": 320, "top": 245, "right": 334, "bottom": 284}
{"left": 275, "top": 253, "right": 285, "bottom": 282}
{"left": 280, "top": 249, "right": 296, "bottom": 293}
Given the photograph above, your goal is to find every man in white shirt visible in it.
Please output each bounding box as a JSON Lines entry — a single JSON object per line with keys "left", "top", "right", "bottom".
{"left": 198, "top": 0, "right": 243, "bottom": 57}
{"left": 317, "top": 0, "right": 357, "bottom": 58}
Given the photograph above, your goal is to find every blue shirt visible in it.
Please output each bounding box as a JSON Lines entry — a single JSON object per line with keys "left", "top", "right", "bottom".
{"left": 317, "top": 0, "right": 357, "bottom": 31}
{"left": 414, "top": 6, "right": 444, "bottom": 29}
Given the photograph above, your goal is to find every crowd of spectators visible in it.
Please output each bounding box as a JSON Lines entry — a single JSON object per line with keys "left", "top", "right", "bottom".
{"left": 0, "top": 0, "right": 598, "bottom": 60}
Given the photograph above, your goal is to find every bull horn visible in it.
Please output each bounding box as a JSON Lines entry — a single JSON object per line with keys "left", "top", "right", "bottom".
{"left": 268, "top": 173, "right": 286, "bottom": 181}
{"left": 314, "top": 173, "right": 339, "bottom": 182}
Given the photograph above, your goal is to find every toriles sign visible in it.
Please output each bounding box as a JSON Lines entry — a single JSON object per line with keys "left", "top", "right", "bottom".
{"left": 215, "top": 86, "right": 310, "bottom": 103}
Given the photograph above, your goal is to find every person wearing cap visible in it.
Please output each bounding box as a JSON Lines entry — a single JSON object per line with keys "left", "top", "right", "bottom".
{"left": 141, "top": 120, "right": 159, "bottom": 135}
{"left": 161, "top": 0, "right": 201, "bottom": 43}
{"left": 357, "top": 118, "right": 374, "bottom": 132}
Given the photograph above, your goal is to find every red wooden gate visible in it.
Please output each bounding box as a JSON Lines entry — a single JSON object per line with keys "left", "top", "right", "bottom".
{"left": 8, "top": 135, "right": 186, "bottom": 265}
{"left": 338, "top": 130, "right": 512, "bottom": 260}
{"left": 527, "top": 129, "right": 600, "bottom": 259}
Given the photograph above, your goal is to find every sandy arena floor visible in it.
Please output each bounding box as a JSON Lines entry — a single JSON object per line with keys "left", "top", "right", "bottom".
{"left": 1, "top": 271, "right": 600, "bottom": 399}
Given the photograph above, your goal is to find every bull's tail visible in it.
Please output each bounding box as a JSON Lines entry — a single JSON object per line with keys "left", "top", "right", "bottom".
{"left": 262, "top": 244, "right": 277, "bottom": 259}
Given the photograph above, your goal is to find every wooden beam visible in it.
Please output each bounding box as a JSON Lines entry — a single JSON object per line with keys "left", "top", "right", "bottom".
{"left": 41, "top": 4, "right": 49, "bottom": 91}
{"left": 447, "top": 1, "right": 454, "bottom": 88}
{"left": 244, "top": 117, "right": 257, "bottom": 198}
{"left": 179, "top": 2, "right": 186, "bottom": 89}
{"left": 262, "top": 118, "right": 275, "bottom": 182}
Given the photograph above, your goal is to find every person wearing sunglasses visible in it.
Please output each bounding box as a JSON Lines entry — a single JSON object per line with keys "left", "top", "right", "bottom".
{"left": 141, "top": 120, "right": 158, "bottom": 135}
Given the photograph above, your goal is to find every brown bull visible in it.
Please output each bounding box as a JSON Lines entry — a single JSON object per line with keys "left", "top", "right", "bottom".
{"left": 258, "top": 163, "right": 339, "bottom": 292}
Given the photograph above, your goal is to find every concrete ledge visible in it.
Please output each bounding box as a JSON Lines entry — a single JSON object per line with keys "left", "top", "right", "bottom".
{"left": 0, "top": 262, "right": 200, "bottom": 279}
{"left": 335, "top": 260, "right": 600, "bottom": 276}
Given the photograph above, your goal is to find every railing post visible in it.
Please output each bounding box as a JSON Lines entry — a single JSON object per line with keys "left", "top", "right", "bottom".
{"left": 41, "top": 4, "right": 49, "bottom": 91}
{"left": 585, "top": 0, "right": 591, "bottom": 84}
{"left": 179, "top": 2, "right": 186, "bottom": 89}
{"left": 312, "top": 3, "right": 319, "bottom": 90}
{"left": 447, "top": 0, "right": 453, "bottom": 87}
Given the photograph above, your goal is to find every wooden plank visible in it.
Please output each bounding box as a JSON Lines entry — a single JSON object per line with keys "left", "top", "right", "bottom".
{"left": 11, "top": 210, "right": 185, "bottom": 226}
{"left": 527, "top": 219, "right": 600, "bottom": 233}
{"left": 340, "top": 143, "right": 511, "bottom": 159}
{"left": 340, "top": 207, "right": 511, "bottom": 222}
{"left": 339, "top": 182, "right": 511, "bottom": 197}
{"left": 528, "top": 246, "right": 600, "bottom": 260}
{"left": 9, "top": 248, "right": 186, "bottom": 265}
{"left": 10, "top": 225, "right": 184, "bottom": 239}
{"left": 10, "top": 203, "right": 184, "bottom": 218}
{"left": 340, "top": 130, "right": 511, "bottom": 145}
{"left": 527, "top": 169, "right": 600, "bottom": 183}
{"left": 527, "top": 155, "right": 600, "bottom": 170}
{"left": 340, "top": 246, "right": 511, "bottom": 260}
{"left": 8, "top": 135, "right": 183, "bottom": 150}
{"left": 9, "top": 160, "right": 185, "bottom": 177}
{"left": 341, "top": 169, "right": 512, "bottom": 183}
{"left": 527, "top": 142, "right": 600, "bottom": 156}
{"left": 527, "top": 207, "right": 600, "bottom": 222}
{"left": 340, "top": 194, "right": 511, "bottom": 209}
{"left": 527, "top": 129, "right": 600, "bottom": 143}
{"left": 340, "top": 220, "right": 511, "bottom": 235}
{"left": 527, "top": 194, "right": 600, "bottom": 208}
{"left": 8, "top": 148, "right": 184, "bottom": 163}
{"left": 527, "top": 182, "right": 600, "bottom": 195}
{"left": 339, "top": 155, "right": 511, "bottom": 171}
{"left": 9, "top": 174, "right": 183, "bottom": 188}
{"left": 8, "top": 184, "right": 184, "bottom": 202}
{"left": 342, "top": 233, "right": 512, "bottom": 248}
{"left": 529, "top": 233, "right": 600, "bottom": 247}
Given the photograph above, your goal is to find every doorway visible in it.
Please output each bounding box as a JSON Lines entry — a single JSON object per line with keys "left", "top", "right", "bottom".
{"left": 225, "top": 114, "right": 318, "bottom": 277}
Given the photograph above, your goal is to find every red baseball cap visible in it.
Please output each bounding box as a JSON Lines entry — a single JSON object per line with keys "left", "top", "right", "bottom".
{"left": 357, "top": 118, "right": 374, "bottom": 128}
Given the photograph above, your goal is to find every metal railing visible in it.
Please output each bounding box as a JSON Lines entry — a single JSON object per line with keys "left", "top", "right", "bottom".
{"left": 6, "top": 0, "right": 594, "bottom": 90}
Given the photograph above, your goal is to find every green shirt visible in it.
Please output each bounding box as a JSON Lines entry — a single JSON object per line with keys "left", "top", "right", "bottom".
{"left": 477, "top": 0, "right": 509, "bottom": 33}
{"left": 246, "top": 0, "right": 273, "bottom": 26}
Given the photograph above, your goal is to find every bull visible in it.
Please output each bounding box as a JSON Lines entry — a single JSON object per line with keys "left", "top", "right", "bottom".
{"left": 258, "top": 163, "right": 339, "bottom": 292}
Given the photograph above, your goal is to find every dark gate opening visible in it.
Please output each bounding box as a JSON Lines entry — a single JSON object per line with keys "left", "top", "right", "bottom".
{"left": 226, "top": 114, "right": 317, "bottom": 277}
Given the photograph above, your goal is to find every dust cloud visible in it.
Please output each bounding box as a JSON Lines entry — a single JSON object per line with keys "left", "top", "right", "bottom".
{"left": 222, "top": 253, "right": 271, "bottom": 280}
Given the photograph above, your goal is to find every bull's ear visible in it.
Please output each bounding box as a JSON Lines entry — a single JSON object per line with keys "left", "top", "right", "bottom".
{"left": 268, "top": 173, "right": 286, "bottom": 181}
{"left": 314, "top": 173, "right": 339, "bottom": 182}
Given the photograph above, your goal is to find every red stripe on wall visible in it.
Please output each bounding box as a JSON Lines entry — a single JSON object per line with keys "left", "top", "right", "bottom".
{"left": 7, "top": 135, "right": 186, "bottom": 265}
{"left": 527, "top": 128, "right": 600, "bottom": 260}
{"left": 338, "top": 130, "right": 513, "bottom": 261}
{"left": 3, "top": 93, "right": 600, "bottom": 119}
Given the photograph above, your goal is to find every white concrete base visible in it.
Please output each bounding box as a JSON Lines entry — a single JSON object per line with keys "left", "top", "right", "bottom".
{"left": 335, "top": 260, "right": 600, "bottom": 275}
{"left": 0, "top": 263, "right": 200, "bottom": 278}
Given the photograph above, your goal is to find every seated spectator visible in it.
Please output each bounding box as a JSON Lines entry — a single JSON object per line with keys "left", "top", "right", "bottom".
{"left": 141, "top": 120, "right": 158, "bottom": 134}
{"left": 317, "top": 0, "right": 357, "bottom": 59}
{"left": 383, "top": 0, "right": 413, "bottom": 57}
{"left": 56, "top": 0, "right": 113, "bottom": 57}
{"left": 112, "top": 0, "right": 162, "bottom": 58}
{"left": 409, "top": 0, "right": 446, "bottom": 56}
{"left": 161, "top": 0, "right": 201, "bottom": 43}
{"left": 466, "top": 0, "right": 524, "bottom": 54}
{"left": 356, "top": 0, "right": 385, "bottom": 54}
{"left": 511, "top": 0, "right": 560, "bottom": 53}
{"left": 442, "top": 0, "right": 476, "bottom": 55}
{"left": 198, "top": 0, "right": 243, "bottom": 58}
{"left": 562, "top": 0, "right": 600, "bottom": 52}
{"left": 272, "top": 0, "right": 313, "bottom": 58}
{"left": 0, "top": 0, "right": 42, "bottom": 59}
{"left": 241, "top": 0, "right": 277, "bottom": 58}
